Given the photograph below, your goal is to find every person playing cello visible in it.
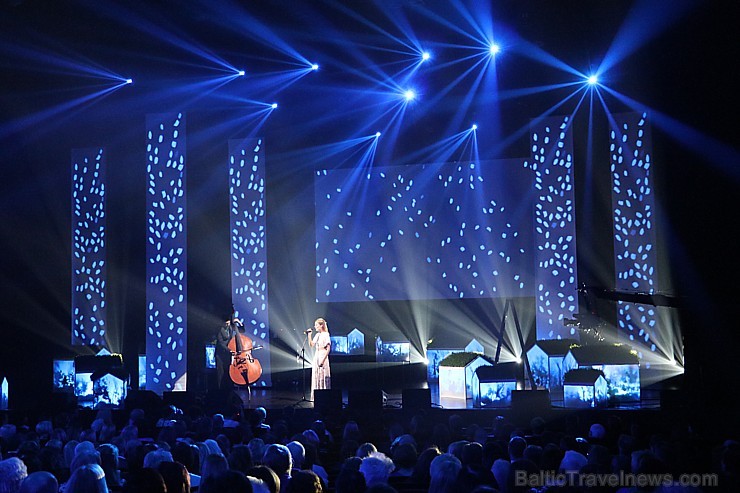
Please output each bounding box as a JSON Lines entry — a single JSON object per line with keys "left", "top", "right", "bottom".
{"left": 216, "top": 311, "right": 262, "bottom": 389}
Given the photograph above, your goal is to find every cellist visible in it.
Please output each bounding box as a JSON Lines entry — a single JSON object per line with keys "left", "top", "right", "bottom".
{"left": 215, "top": 313, "right": 239, "bottom": 389}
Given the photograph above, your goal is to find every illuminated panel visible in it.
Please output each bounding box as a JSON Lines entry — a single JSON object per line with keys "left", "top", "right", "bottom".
{"left": 71, "top": 148, "right": 107, "bottom": 346}
{"left": 229, "top": 138, "right": 271, "bottom": 387}
{"left": 526, "top": 116, "right": 579, "bottom": 339}
{"left": 1, "top": 378, "right": 7, "bottom": 410}
{"left": 610, "top": 112, "right": 658, "bottom": 357}
{"left": 146, "top": 113, "right": 187, "bottom": 393}
{"left": 314, "top": 160, "right": 534, "bottom": 302}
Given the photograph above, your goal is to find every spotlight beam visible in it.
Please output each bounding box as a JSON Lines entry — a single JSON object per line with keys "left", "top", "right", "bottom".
{"left": 271, "top": 134, "right": 387, "bottom": 177}
{"left": 439, "top": 56, "right": 491, "bottom": 137}
{"left": 84, "top": 1, "right": 241, "bottom": 73}
{"left": 490, "top": 25, "right": 583, "bottom": 78}
{"left": 327, "top": 0, "right": 419, "bottom": 53}
{"left": 0, "top": 83, "right": 130, "bottom": 141}
{"left": 397, "top": 128, "right": 479, "bottom": 166}
{"left": 497, "top": 81, "right": 583, "bottom": 101}
{"left": 0, "top": 40, "right": 131, "bottom": 81}
{"left": 449, "top": 0, "right": 495, "bottom": 43}
{"left": 409, "top": 2, "right": 491, "bottom": 46}
{"left": 479, "top": 84, "right": 590, "bottom": 159}
{"left": 599, "top": 85, "right": 740, "bottom": 181}
{"left": 598, "top": 0, "right": 698, "bottom": 75}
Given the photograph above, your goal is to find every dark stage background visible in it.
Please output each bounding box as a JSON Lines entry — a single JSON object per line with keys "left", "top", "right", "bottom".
{"left": 0, "top": 0, "right": 738, "bottom": 411}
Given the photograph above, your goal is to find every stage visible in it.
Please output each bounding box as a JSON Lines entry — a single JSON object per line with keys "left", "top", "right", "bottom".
{"left": 112, "top": 380, "right": 675, "bottom": 442}
{"left": 3, "top": 0, "right": 735, "bottom": 432}
{"left": 227, "top": 384, "right": 662, "bottom": 413}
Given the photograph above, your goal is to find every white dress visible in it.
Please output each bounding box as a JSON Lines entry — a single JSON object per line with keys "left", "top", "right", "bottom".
{"left": 311, "top": 331, "right": 331, "bottom": 397}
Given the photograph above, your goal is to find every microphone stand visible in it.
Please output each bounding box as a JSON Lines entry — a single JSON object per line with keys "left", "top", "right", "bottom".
{"left": 298, "top": 330, "right": 312, "bottom": 403}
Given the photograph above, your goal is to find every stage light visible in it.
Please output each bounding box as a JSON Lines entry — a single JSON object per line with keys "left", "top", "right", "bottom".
{"left": 587, "top": 74, "right": 598, "bottom": 85}
{"left": 125, "top": 78, "right": 133, "bottom": 84}
{"left": 311, "top": 63, "right": 319, "bottom": 71}
{"left": 489, "top": 43, "right": 500, "bottom": 55}
{"left": 471, "top": 124, "right": 478, "bottom": 131}
{"left": 237, "top": 70, "right": 245, "bottom": 76}
{"left": 271, "top": 103, "right": 278, "bottom": 109}
{"left": 404, "top": 89, "right": 416, "bottom": 101}
{"left": 421, "top": 51, "right": 431, "bottom": 62}
{"left": 375, "top": 131, "right": 381, "bottom": 138}
{"left": 515, "top": 357, "right": 522, "bottom": 364}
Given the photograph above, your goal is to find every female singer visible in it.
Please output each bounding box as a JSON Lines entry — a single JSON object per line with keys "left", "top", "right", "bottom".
{"left": 308, "top": 317, "right": 331, "bottom": 398}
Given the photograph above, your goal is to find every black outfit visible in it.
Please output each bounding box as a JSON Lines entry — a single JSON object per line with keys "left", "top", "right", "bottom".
{"left": 215, "top": 322, "right": 234, "bottom": 389}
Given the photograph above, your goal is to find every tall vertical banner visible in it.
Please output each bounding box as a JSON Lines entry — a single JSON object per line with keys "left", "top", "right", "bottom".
{"left": 526, "top": 116, "right": 579, "bottom": 340}
{"left": 229, "top": 138, "right": 271, "bottom": 387}
{"left": 610, "top": 112, "right": 659, "bottom": 358}
{"left": 146, "top": 113, "right": 187, "bottom": 393}
{"left": 71, "top": 148, "right": 107, "bottom": 346}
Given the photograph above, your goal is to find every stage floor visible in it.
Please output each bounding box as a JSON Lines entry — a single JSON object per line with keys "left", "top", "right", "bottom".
{"left": 228, "top": 382, "right": 661, "bottom": 412}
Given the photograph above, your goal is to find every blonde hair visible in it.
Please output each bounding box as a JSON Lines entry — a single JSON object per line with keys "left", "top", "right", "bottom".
{"left": 314, "top": 318, "right": 328, "bottom": 331}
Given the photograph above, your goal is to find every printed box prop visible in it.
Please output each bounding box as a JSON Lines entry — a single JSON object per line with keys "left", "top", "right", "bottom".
{"left": 474, "top": 362, "right": 523, "bottom": 408}
{"left": 331, "top": 328, "right": 365, "bottom": 355}
{"left": 376, "top": 336, "right": 410, "bottom": 363}
{"left": 426, "top": 338, "right": 484, "bottom": 381}
{"left": 564, "top": 368, "right": 608, "bottom": 408}
{"left": 563, "top": 344, "right": 640, "bottom": 403}
{"left": 53, "top": 359, "right": 75, "bottom": 392}
{"left": 74, "top": 350, "right": 126, "bottom": 407}
{"left": 92, "top": 367, "right": 129, "bottom": 409}
{"left": 1, "top": 377, "right": 7, "bottom": 410}
{"left": 527, "top": 339, "right": 578, "bottom": 391}
{"left": 438, "top": 352, "right": 494, "bottom": 401}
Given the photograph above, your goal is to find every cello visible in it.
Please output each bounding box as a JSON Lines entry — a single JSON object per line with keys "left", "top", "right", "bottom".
{"left": 227, "top": 316, "right": 263, "bottom": 386}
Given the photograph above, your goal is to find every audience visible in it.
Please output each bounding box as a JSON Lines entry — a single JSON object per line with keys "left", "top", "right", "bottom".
{"left": 0, "top": 457, "right": 28, "bottom": 493}
{"left": 428, "top": 453, "right": 461, "bottom": 493}
{"left": 228, "top": 444, "right": 254, "bottom": 475}
{"left": 359, "top": 452, "right": 395, "bottom": 488}
{"left": 285, "top": 469, "right": 322, "bottom": 493}
{"left": 200, "top": 453, "right": 229, "bottom": 483}
{"left": 158, "top": 461, "right": 190, "bottom": 493}
{"left": 0, "top": 394, "right": 735, "bottom": 493}
{"left": 199, "top": 470, "right": 253, "bottom": 493}
{"left": 64, "top": 463, "right": 108, "bottom": 493}
{"left": 247, "top": 465, "right": 280, "bottom": 493}
{"left": 262, "top": 444, "right": 292, "bottom": 493}
{"left": 19, "top": 470, "right": 58, "bottom": 493}
{"left": 286, "top": 441, "right": 306, "bottom": 471}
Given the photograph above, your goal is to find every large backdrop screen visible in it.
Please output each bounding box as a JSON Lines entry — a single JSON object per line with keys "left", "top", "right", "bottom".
{"left": 315, "top": 160, "right": 535, "bottom": 302}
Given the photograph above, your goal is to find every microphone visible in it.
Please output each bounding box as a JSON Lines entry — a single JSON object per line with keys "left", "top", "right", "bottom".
{"left": 303, "top": 328, "right": 313, "bottom": 334}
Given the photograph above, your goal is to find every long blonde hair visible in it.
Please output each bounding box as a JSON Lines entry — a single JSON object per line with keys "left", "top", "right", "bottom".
{"left": 315, "top": 318, "right": 328, "bottom": 332}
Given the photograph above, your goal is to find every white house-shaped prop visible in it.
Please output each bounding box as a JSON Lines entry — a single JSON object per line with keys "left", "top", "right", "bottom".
{"left": 438, "top": 352, "right": 494, "bottom": 402}
{"left": 331, "top": 328, "right": 366, "bottom": 356}
{"left": 527, "top": 339, "right": 578, "bottom": 392}
{"left": 474, "top": 362, "right": 522, "bottom": 408}
{"left": 564, "top": 368, "right": 608, "bottom": 408}
{"left": 563, "top": 344, "right": 640, "bottom": 403}
{"left": 427, "top": 338, "right": 484, "bottom": 382}
{"left": 92, "top": 367, "right": 129, "bottom": 409}
{"left": 347, "top": 328, "right": 365, "bottom": 355}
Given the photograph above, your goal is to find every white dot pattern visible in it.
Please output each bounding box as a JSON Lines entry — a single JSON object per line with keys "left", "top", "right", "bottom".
{"left": 314, "top": 161, "right": 533, "bottom": 302}
{"left": 525, "top": 117, "right": 579, "bottom": 339}
{"left": 610, "top": 112, "right": 657, "bottom": 357}
{"left": 145, "top": 113, "right": 187, "bottom": 393}
{"left": 229, "top": 138, "right": 270, "bottom": 387}
{"left": 71, "top": 147, "right": 107, "bottom": 346}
